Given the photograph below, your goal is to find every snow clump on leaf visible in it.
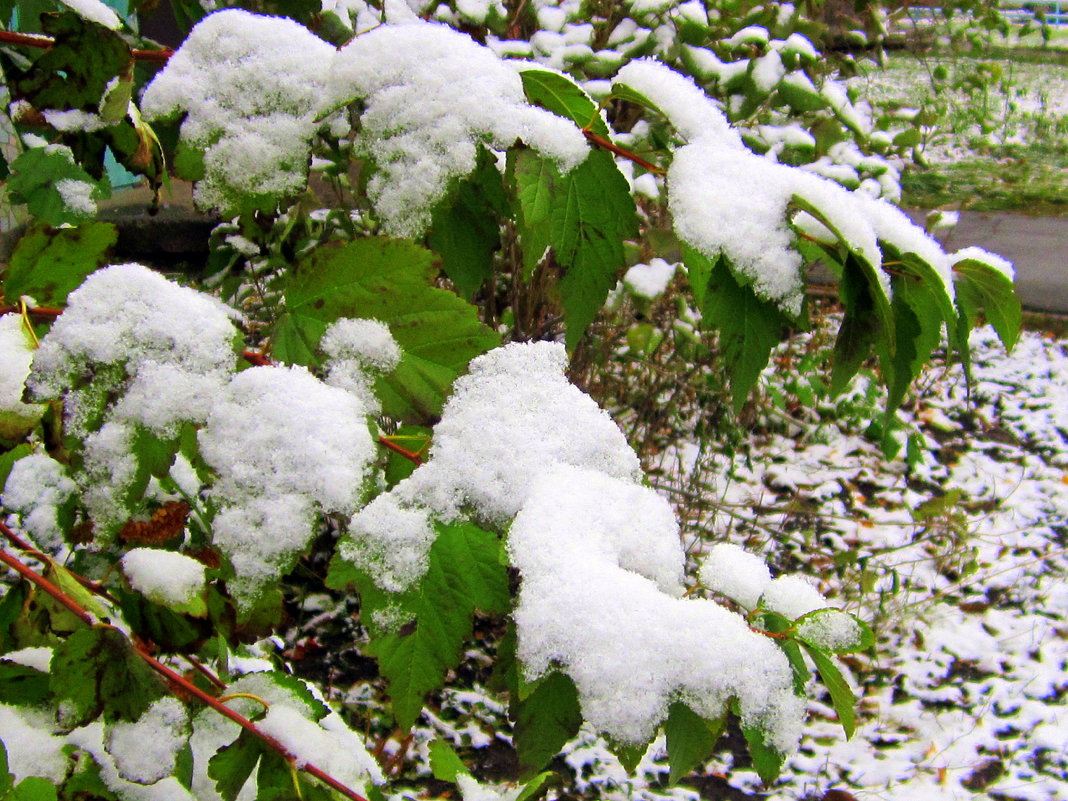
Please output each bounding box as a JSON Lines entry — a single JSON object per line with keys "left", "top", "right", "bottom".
{"left": 322, "top": 317, "right": 402, "bottom": 414}
{"left": 614, "top": 59, "right": 959, "bottom": 315}
{"left": 699, "top": 542, "right": 772, "bottom": 609}
{"left": 327, "top": 21, "right": 590, "bottom": 237}
{"left": 0, "top": 313, "right": 46, "bottom": 439}
{"left": 509, "top": 465, "right": 804, "bottom": 752}
{"left": 140, "top": 9, "right": 338, "bottom": 214}
{"left": 198, "top": 365, "right": 376, "bottom": 606}
{"left": 27, "top": 263, "right": 239, "bottom": 438}
{"left": 1, "top": 453, "right": 76, "bottom": 551}
{"left": 337, "top": 341, "right": 804, "bottom": 754}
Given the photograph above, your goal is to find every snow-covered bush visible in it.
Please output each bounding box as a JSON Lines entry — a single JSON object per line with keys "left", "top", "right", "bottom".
{"left": 0, "top": 1, "right": 1021, "bottom": 799}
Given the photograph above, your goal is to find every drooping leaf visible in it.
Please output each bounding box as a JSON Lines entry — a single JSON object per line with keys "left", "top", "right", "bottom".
{"left": 551, "top": 150, "right": 637, "bottom": 350}
{"left": 428, "top": 146, "right": 510, "bottom": 298}
{"left": 790, "top": 194, "right": 893, "bottom": 342}
{"left": 878, "top": 279, "right": 923, "bottom": 413}
{"left": 664, "top": 701, "right": 724, "bottom": 785}
{"left": 512, "top": 671, "right": 583, "bottom": 778}
{"left": 685, "top": 249, "right": 786, "bottom": 412}
{"left": 511, "top": 150, "right": 557, "bottom": 279}
{"left": 208, "top": 729, "right": 264, "bottom": 801}
{"left": 0, "top": 662, "right": 50, "bottom": 707}
{"left": 830, "top": 254, "right": 882, "bottom": 397}
{"left": 519, "top": 69, "right": 608, "bottom": 136}
{"left": 428, "top": 740, "right": 470, "bottom": 782}
{"left": 4, "top": 223, "right": 117, "bottom": 307}
{"left": 953, "top": 257, "right": 1021, "bottom": 352}
{"left": 801, "top": 643, "right": 857, "bottom": 738}
{"left": 737, "top": 713, "right": 785, "bottom": 786}
{"left": 607, "top": 738, "right": 648, "bottom": 773}
{"left": 49, "top": 625, "right": 167, "bottom": 730}
{"left": 272, "top": 238, "right": 498, "bottom": 422}
{"left": 364, "top": 521, "right": 510, "bottom": 730}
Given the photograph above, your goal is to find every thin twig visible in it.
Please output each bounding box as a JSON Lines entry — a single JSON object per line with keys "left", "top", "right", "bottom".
{"left": 377, "top": 436, "right": 424, "bottom": 465}
{"left": 0, "top": 547, "right": 371, "bottom": 801}
{"left": 0, "top": 521, "right": 119, "bottom": 602}
{"left": 582, "top": 130, "right": 665, "bottom": 175}
{"left": 241, "top": 349, "right": 273, "bottom": 367}
{"left": 0, "top": 29, "right": 173, "bottom": 62}
{"left": 0, "top": 549, "right": 97, "bottom": 625}
{"left": 0, "top": 305, "right": 64, "bottom": 318}
{"left": 184, "top": 654, "right": 228, "bottom": 691}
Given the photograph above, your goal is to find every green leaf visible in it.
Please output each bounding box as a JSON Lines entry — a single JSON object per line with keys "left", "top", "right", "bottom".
{"left": 45, "top": 561, "right": 110, "bottom": 623}
{"left": 664, "top": 701, "right": 724, "bottom": 785}
{"left": 552, "top": 150, "right": 637, "bottom": 350}
{"left": 428, "top": 146, "right": 509, "bottom": 298}
{"left": 607, "top": 739, "right": 647, "bottom": 773}
{"left": 61, "top": 753, "right": 118, "bottom": 800}
{"left": 0, "top": 662, "right": 50, "bottom": 707}
{"left": 953, "top": 257, "right": 1021, "bottom": 352}
{"left": 4, "top": 223, "right": 117, "bottom": 307}
{"left": 800, "top": 643, "right": 857, "bottom": 738}
{"left": 511, "top": 150, "right": 557, "bottom": 279}
{"left": 50, "top": 625, "right": 167, "bottom": 731}
{"left": 364, "top": 521, "right": 510, "bottom": 729}
{"left": 273, "top": 238, "right": 498, "bottom": 422}
{"left": 7, "top": 147, "right": 106, "bottom": 226}
{"left": 428, "top": 740, "right": 470, "bottom": 782}
{"left": 790, "top": 194, "right": 893, "bottom": 342}
{"left": 607, "top": 83, "right": 664, "bottom": 118}
{"left": 795, "top": 609, "right": 874, "bottom": 654}
{"left": 739, "top": 718, "right": 785, "bottom": 786}
{"left": 255, "top": 748, "right": 331, "bottom": 801}
{"left": 208, "top": 730, "right": 263, "bottom": 801}
{"left": 684, "top": 249, "right": 786, "bottom": 412}
{"left": 830, "top": 254, "right": 882, "bottom": 397}
{"left": 174, "top": 741, "right": 195, "bottom": 791}
{"left": 512, "top": 671, "right": 582, "bottom": 777}
{"left": 0, "top": 739, "right": 10, "bottom": 796}
{"left": 9, "top": 11, "right": 132, "bottom": 112}
{"left": 777, "top": 79, "right": 827, "bottom": 112}
{"left": 519, "top": 69, "right": 607, "bottom": 136}
{"left": 516, "top": 772, "right": 554, "bottom": 801}
{"left": 116, "top": 589, "right": 205, "bottom": 651}
{"left": 8, "top": 776, "right": 58, "bottom": 801}
{"left": 0, "top": 585, "right": 29, "bottom": 654}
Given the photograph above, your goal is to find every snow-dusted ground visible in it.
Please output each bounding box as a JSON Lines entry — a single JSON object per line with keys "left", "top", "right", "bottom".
{"left": 848, "top": 53, "right": 1068, "bottom": 161}
{"left": 397, "top": 323, "right": 1067, "bottom": 801}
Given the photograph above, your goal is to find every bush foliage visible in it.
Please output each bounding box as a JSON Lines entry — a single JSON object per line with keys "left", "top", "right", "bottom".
{"left": 0, "top": 1, "right": 1019, "bottom": 800}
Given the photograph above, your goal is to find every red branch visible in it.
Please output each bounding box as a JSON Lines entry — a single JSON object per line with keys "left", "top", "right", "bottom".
{"left": 241, "top": 349, "right": 273, "bottom": 367}
{"left": 0, "top": 548, "right": 97, "bottom": 625}
{"left": 582, "top": 130, "right": 665, "bottom": 175}
{"left": 0, "top": 29, "right": 173, "bottom": 62}
{"left": 377, "top": 437, "right": 424, "bottom": 465}
{"left": 0, "top": 541, "right": 370, "bottom": 801}
{"left": 0, "top": 305, "right": 64, "bottom": 318}
{"left": 0, "top": 521, "right": 117, "bottom": 602}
